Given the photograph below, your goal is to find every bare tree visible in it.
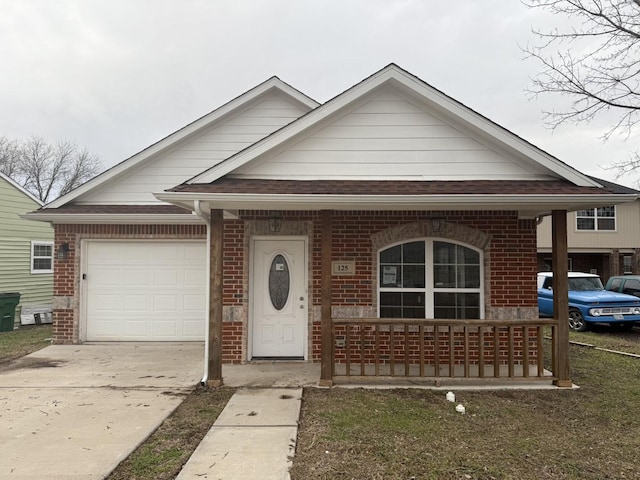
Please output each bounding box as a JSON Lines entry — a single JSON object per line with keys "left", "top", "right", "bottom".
{"left": 523, "top": 0, "right": 640, "bottom": 181}
{"left": 0, "top": 135, "right": 102, "bottom": 202}
{"left": 0, "top": 137, "right": 21, "bottom": 178}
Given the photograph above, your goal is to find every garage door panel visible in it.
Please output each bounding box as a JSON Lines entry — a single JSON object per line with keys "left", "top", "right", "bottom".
{"left": 123, "top": 294, "right": 149, "bottom": 311}
{"left": 123, "top": 269, "right": 150, "bottom": 286}
{"left": 85, "top": 241, "right": 206, "bottom": 341}
{"left": 91, "top": 318, "right": 122, "bottom": 338}
{"left": 182, "top": 320, "right": 204, "bottom": 339}
{"left": 122, "top": 320, "right": 150, "bottom": 338}
{"left": 154, "top": 269, "right": 179, "bottom": 286}
{"left": 152, "top": 244, "right": 180, "bottom": 262}
{"left": 184, "top": 244, "right": 205, "bottom": 264}
{"left": 154, "top": 295, "right": 177, "bottom": 312}
{"left": 93, "top": 268, "right": 123, "bottom": 286}
{"left": 184, "top": 268, "right": 205, "bottom": 286}
{"left": 183, "top": 294, "right": 205, "bottom": 311}
{"left": 153, "top": 320, "right": 180, "bottom": 338}
{"left": 92, "top": 294, "right": 122, "bottom": 311}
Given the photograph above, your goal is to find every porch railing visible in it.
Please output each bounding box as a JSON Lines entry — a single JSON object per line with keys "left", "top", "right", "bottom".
{"left": 331, "top": 318, "right": 558, "bottom": 384}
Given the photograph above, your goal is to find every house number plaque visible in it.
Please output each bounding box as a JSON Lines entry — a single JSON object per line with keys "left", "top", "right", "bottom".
{"left": 332, "top": 261, "right": 355, "bottom": 276}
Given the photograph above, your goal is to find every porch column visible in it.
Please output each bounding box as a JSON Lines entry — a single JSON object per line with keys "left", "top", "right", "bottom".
{"left": 207, "top": 209, "right": 224, "bottom": 387}
{"left": 319, "top": 210, "right": 333, "bottom": 387}
{"left": 609, "top": 248, "right": 620, "bottom": 277}
{"left": 552, "top": 210, "right": 571, "bottom": 387}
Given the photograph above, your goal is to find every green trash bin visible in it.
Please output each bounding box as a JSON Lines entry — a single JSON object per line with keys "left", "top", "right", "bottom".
{"left": 0, "top": 293, "right": 21, "bottom": 332}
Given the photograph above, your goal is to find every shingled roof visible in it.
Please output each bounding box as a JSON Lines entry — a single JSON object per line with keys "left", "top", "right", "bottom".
{"left": 169, "top": 178, "right": 611, "bottom": 196}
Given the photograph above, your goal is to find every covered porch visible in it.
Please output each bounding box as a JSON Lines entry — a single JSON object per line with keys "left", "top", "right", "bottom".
{"left": 197, "top": 208, "right": 574, "bottom": 388}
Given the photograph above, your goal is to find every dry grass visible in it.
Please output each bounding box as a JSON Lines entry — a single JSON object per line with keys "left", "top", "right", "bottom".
{"left": 290, "top": 331, "right": 640, "bottom": 480}
{"left": 106, "top": 386, "right": 235, "bottom": 480}
{"left": 0, "top": 324, "right": 52, "bottom": 365}
{"left": 569, "top": 323, "right": 640, "bottom": 355}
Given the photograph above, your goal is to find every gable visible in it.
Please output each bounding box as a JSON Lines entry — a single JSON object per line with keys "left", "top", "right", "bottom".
{"left": 231, "top": 85, "right": 553, "bottom": 181}
{"left": 78, "top": 91, "right": 312, "bottom": 204}
{"left": 190, "top": 64, "right": 599, "bottom": 187}
{"left": 0, "top": 174, "right": 51, "bottom": 238}
{"left": 44, "top": 76, "right": 318, "bottom": 209}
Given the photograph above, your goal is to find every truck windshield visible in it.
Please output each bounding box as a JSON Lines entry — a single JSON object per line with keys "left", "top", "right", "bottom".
{"left": 568, "top": 277, "right": 604, "bottom": 291}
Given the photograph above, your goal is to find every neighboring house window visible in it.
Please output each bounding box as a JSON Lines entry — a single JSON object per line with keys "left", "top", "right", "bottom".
{"left": 379, "top": 240, "right": 482, "bottom": 319}
{"left": 624, "top": 256, "right": 633, "bottom": 275}
{"left": 31, "top": 241, "right": 53, "bottom": 274}
{"left": 543, "top": 257, "right": 573, "bottom": 272}
{"left": 576, "top": 206, "right": 615, "bottom": 231}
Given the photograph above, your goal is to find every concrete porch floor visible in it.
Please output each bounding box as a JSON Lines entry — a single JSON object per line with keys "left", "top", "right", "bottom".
{"left": 220, "top": 361, "right": 567, "bottom": 390}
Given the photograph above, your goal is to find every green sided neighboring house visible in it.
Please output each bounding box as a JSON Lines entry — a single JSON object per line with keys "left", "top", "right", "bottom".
{"left": 0, "top": 172, "right": 53, "bottom": 328}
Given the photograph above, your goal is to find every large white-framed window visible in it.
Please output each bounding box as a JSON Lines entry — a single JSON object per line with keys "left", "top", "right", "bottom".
{"left": 576, "top": 206, "right": 615, "bottom": 231}
{"left": 378, "top": 239, "right": 483, "bottom": 319}
{"left": 31, "top": 241, "right": 53, "bottom": 274}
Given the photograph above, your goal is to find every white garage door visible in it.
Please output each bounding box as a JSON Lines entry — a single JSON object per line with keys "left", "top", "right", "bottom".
{"left": 85, "top": 241, "right": 206, "bottom": 341}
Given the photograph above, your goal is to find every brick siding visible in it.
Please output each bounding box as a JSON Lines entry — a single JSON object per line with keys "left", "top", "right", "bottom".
{"left": 53, "top": 211, "right": 538, "bottom": 366}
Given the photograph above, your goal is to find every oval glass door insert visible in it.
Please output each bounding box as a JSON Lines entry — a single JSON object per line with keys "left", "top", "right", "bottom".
{"left": 269, "top": 254, "right": 290, "bottom": 310}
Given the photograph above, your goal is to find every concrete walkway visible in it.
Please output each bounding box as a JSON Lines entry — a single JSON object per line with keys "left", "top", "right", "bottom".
{"left": 176, "top": 388, "right": 302, "bottom": 480}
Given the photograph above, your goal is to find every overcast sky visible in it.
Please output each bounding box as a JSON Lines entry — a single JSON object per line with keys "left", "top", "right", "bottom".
{"left": 1, "top": 0, "right": 637, "bottom": 187}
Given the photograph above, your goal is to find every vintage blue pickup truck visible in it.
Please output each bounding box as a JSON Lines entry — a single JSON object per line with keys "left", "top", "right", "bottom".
{"left": 538, "top": 272, "right": 640, "bottom": 331}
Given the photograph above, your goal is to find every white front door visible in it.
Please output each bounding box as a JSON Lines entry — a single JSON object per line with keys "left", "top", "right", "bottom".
{"left": 251, "top": 239, "right": 307, "bottom": 358}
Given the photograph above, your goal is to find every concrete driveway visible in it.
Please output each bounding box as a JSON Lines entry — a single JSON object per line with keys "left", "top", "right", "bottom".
{"left": 0, "top": 343, "right": 203, "bottom": 480}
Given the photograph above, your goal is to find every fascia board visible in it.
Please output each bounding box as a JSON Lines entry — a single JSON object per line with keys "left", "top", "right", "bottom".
{"left": 155, "top": 192, "right": 637, "bottom": 214}
{"left": 21, "top": 212, "right": 206, "bottom": 225}
{"left": 45, "top": 77, "right": 319, "bottom": 210}
{"left": 0, "top": 172, "right": 43, "bottom": 205}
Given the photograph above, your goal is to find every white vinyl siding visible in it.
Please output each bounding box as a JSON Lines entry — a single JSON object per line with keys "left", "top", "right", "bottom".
{"left": 232, "top": 86, "right": 554, "bottom": 181}
{"left": 79, "top": 93, "right": 308, "bottom": 204}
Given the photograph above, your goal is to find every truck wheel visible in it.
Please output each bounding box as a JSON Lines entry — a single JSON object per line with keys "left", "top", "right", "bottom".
{"left": 568, "top": 309, "right": 588, "bottom": 332}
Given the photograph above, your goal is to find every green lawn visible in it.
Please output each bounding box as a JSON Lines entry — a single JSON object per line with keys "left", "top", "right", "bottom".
{"left": 290, "top": 339, "right": 640, "bottom": 479}
{"left": 0, "top": 324, "right": 52, "bottom": 364}
{"left": 106, "top": 386, "right": 235, "bottom": 480}
{"left": 569, "top": 324, "right": 640, "bottom": 355}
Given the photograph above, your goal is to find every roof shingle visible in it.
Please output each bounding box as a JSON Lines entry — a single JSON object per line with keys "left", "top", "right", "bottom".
{"left": 169, "top": 178, "right": 613, "bottom": 196}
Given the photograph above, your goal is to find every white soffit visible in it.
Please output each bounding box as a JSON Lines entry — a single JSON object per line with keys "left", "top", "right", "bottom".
{"left": 154, "top": 191, "right": 637, "bottom": 219}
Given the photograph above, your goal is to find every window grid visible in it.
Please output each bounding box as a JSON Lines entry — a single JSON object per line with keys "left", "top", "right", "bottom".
{"left": 576, "top": 206, "right": 616, "bottom": 231}
{"left": 31, "top": 241, "right": 53, "bottom": 274}
{"left": 379, "top": 239, "right": 483, "bottom": 319}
